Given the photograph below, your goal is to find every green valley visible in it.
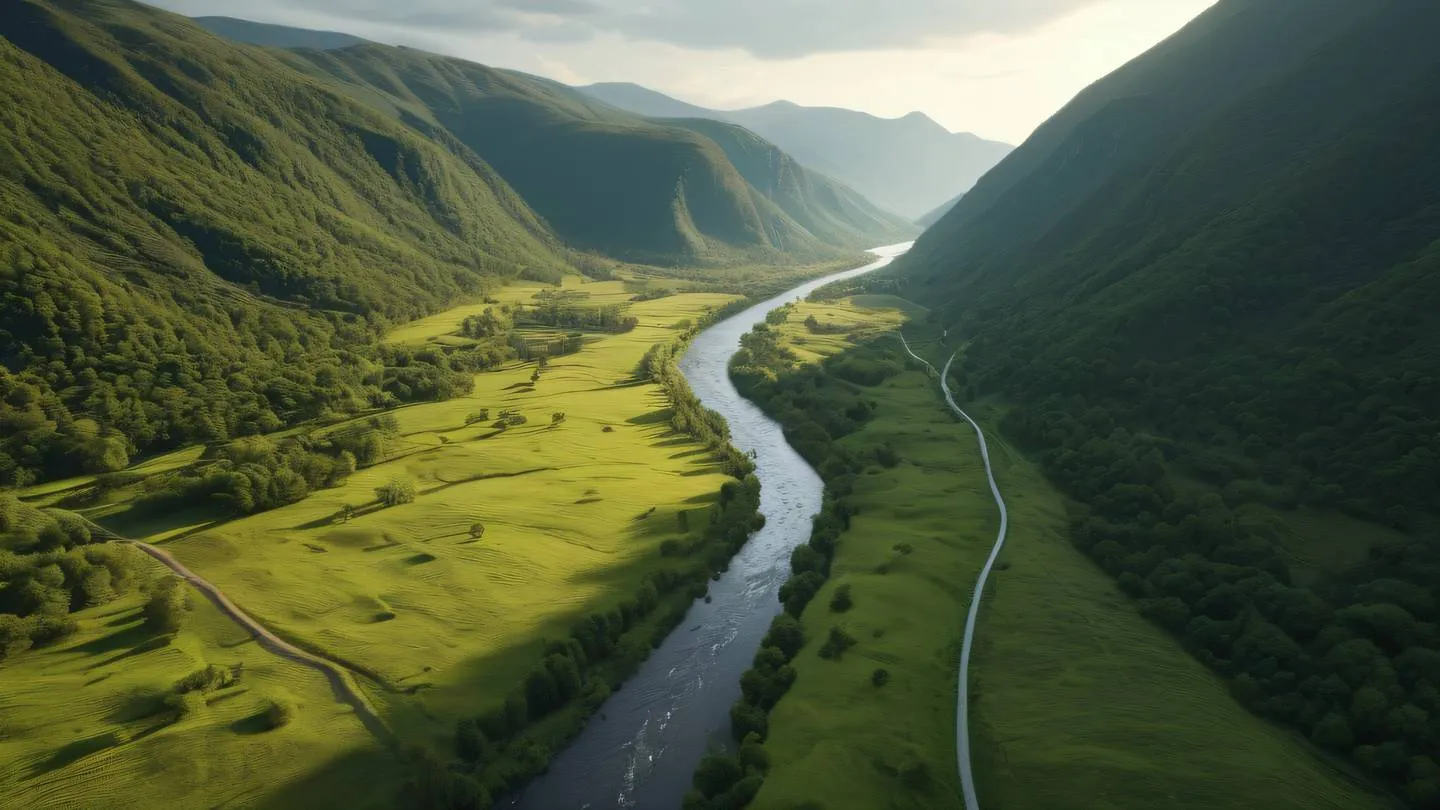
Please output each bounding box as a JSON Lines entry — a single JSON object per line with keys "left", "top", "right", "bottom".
{"left": 680, "top": 294, "right": 1386, "bottom": 810}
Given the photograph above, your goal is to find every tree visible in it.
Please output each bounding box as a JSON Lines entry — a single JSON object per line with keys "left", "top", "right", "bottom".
{"left": 375, "top": 478, "right": 416, "bottom": 508}
{"left": 144, "top": 577, "right": 189, "bottom": 634}
{"left": 872, "top": 668, "right": 890, "bottom": 687}
{"left": 818, "top": 626, "right": 857, "bottom": 660}
{"left": 469, "top": 522, "right": 486, "bottom": 540}
{"left": 763, "top": 614, "right": 804, "bottom": 659}
{"left": 551, "top": 412, "right": 566, "bottom": 426}
{"left": 829, "top": 584, "right": 853, "bottom": 613}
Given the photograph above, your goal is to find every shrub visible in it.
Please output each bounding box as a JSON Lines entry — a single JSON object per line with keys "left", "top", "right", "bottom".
{"left": 829, "top": 584, "right": 853, "bottom": 613}
{"left": 818, "top": 626, "right": 857, "bottom": 660}
{"left": 872, "top": 668, "right": 890, "bottom": 687}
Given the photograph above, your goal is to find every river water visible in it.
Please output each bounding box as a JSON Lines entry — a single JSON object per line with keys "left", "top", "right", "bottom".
{"left": 512, "top": 242, "right": 913, "bottom": 810}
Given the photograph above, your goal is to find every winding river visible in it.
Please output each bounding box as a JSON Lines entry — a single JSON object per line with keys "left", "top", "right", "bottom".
{"left": 512, "top": 242, "right": 912, "bottom": 809}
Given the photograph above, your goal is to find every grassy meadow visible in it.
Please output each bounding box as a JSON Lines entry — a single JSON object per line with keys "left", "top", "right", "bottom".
{"left": 747, "top": 301, "right": 1389, "bottom": 810}
{"left": 0, "top": 571, "right": 395, "bottom": 810}
{"left": 5, "top": 278, "right": 743, "bottom": 806}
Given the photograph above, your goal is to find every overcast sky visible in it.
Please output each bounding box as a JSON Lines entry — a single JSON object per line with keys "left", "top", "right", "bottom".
{"left": 150, "top": 0, "right": 1217, "bottom": 143}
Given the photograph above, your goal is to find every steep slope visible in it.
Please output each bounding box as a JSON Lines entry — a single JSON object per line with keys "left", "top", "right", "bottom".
{"left": 894, "top": 0, "right": 1440, "bottom": 804}
{"left": 275, "top": 48, "right": 874, "bottom": 263}
{"left": 916, "top": 193, "right": 962, "bottom": 228}
{"left": 194, "top": 16, "right": 371, "bottom": 49}
{"left": 581, "top": 83, "right": 1013, "bottom": 220}
{"left": 0, "top": 0, "right": 569, "bottom": 485}
{"left": 658, "top": 117, "right": 917, "bottom": 249}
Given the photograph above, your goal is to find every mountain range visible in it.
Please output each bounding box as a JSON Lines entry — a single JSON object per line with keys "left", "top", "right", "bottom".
{"left": 578, "top": 82, "right": 1013, "bottom": 221}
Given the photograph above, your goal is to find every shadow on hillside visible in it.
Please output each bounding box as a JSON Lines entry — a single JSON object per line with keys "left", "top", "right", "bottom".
{"left": 30, "top": 733, "right": 122, "bottom": 776}
{"left": 626, "top": 407, "right": 674, "bottom": 425}
{"left": 254, "top": 747, "right": 406, "bottom": 810}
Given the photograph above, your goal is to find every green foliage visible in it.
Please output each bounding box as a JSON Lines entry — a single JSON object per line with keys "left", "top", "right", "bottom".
{"left": 828, "top": 584, "right": 853, "bottom": 613}
{"left": 0, "top": 507, "right": 138, "bottom": 658}
{"left": 143, "top": 576, "right": 189, "bottom": 635}
{"left": 0, "top": 1, "right": 573, "bottom": 488}
{"left": 892, "top": 2, "right": 1440, "bottom": 804}
{"left": 817, "top": 626, "right": 857, "bottom": 661}
{"left": 374, "top": 477, "right": 417, "bottom": 508}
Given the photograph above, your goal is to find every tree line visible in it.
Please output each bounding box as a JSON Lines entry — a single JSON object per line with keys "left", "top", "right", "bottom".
{"left": 685, "top": 325, "right": 905, "bottom": 808}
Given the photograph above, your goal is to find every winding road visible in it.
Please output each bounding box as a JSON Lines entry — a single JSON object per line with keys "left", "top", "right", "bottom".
{"left": 898, "top": 334, "right": 1009, "bottom": 810}
{"left": 56, "top": 513, "right": 392, "bottom": 744}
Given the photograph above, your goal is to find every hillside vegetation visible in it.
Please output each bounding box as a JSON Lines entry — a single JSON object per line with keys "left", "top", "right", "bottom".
{"left": 894, "top": 0, "right": 1440, "bottom": 804}
{"left": 0, "top": 0, "right": 894, "bottom": 492}
{"left": 0, "top": 0, "right": 571, "bottom": 489}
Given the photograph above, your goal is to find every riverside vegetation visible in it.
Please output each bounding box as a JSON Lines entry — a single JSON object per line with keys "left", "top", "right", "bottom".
{"left": 682, "top": 294, "right": 1386, "bottom": 810}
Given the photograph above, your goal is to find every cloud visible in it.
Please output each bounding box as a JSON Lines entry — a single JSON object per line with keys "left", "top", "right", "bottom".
{"left": 165, "top": 0, "right": 1109, "bottom": 59}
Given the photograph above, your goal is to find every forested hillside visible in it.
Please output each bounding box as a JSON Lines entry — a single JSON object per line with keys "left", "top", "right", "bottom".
{"left": 894, "top": 0, "right": 1440, "bottom": 804}
{"left": 263, "top": 47, "right": 907, "bottom": 263}
{"left": 0, "top": 0, "right": 579, "bottom": 488}
{"left": 658, "top": 117, "right": 916, "bottom": 250}
{"left": 0, "top": 0, "right": 903, "bottom": 491}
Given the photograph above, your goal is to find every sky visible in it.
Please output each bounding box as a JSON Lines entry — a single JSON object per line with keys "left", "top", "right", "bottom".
{"left": 149, "top": 0, "right": 1218, "bottom": 144}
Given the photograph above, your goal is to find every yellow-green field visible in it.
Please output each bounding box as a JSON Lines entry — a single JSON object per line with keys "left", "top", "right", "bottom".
{"left": 748, "top": 300, "right": 1388, "bottom": 810}
{"left": 0, "top": 567, "right": 394, "bottom": 810}
{"left": 4, "top": 279, "right": 743, "bottom": 806}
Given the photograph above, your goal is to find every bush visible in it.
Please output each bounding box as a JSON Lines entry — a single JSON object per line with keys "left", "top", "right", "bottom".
{"left": 829, "top": 584, "right": 853, "bottom": 613}
{"left": 144, "top": 577, "right": 189, "bottom": 634}
{"left": 818, "top": 626, "right": 857, "bottom": 660}
{"left": 872, "top": 668, "right": 890, "bottom": 687}
{"left": 262, "top": 696, "right": 296, "bottom": 730}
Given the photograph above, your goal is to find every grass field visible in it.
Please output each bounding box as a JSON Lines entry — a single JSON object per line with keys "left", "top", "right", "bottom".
{"left": 0, "top": 567, "right": 395, "bottom": 810}
{"left": 150, "top": 281, "right": 741, "bottom": 739}
{"left": 4, "top": 279, "right": 744, "bottom": 807}
{"left": 748, "top": 301, "right": 1390, "bottom": 810}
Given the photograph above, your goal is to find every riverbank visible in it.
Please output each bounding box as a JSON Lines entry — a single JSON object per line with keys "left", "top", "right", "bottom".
{"left": 513, "top": 244, "right": 912, "bottom": 808}
{"left": 722, "top": 296, "right": 1389, "bottom": 810}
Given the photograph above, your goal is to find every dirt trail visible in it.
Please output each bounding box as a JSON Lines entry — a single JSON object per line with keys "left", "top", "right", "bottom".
{"left": 62, "top": 513, "right": 393, "bottom": 744}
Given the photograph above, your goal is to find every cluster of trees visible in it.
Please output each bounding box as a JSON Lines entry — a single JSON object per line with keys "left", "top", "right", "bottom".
{"left": 687, "top": 327, "right": 901, "bottom": 808}
{"left": 518, "top": 291, "right": 638, "bottom": 334}
{"left": 994, "top": 381, "right": 1440, "bottom": 805}
{"left": 0, "top": 499, "right": 144, "bottom": 658}
{"left": 642, "top": 337, "right": 754, "bottom": 481}
{"left": 126, "top": 428, "right": 381, "bottom": 518}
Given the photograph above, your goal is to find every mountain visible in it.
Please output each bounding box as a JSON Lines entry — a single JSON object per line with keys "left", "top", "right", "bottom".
{"left": 194, "top": 16, "right": 371, "bottom": 49}
{"left": 656, "top": 117, "right": 918, "bottom": 250}
{"left": 894, "top": 0, "right": 1440, "bottom": 803}
{"left": 0, "top": 0, "right": 576, "bottom": 485}
{"left": 580, "top": 83, "right": 1013, "bottom": 221}
{"left": 915, "top": 193, "right": 962, "bottom": 228}
{"left": 275, "top": 47, "right": 914, "bottom": 261}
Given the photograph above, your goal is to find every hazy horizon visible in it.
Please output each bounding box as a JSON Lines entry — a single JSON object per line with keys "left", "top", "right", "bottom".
{"left": 149, "top": 0, "right": 1217, "bottom": 143}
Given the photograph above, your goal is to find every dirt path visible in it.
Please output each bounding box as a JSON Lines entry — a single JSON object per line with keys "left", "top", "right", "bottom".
{"left": 60, "top": 513, "right": 393, "bottom": 744}
{"left": 898, "top": 333, "right": 1010, "bottom": 810}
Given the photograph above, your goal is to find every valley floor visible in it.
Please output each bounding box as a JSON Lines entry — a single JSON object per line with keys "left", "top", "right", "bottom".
{"left": 5, "top": 278, "right": 743, "bottom": 807}
{"left": 744, "top": 299, "right": 1388, "bottom": 810}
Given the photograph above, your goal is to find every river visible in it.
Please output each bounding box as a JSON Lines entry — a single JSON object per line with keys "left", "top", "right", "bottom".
{"left": 512, "top": 242, "right": 913, "bottom": 810}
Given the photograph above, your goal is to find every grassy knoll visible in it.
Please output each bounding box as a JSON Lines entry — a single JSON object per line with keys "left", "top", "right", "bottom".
{"left": 747, "top": 303, "right": 1389, "bottom": 810}
{"left": 0, "top": 572, "right": 394, "bottom": 810}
